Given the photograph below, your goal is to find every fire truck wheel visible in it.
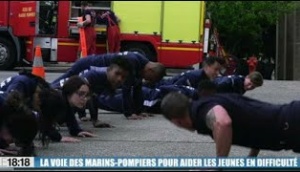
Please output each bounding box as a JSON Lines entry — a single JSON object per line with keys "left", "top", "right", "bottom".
{"left": 0, "top": 37, "right": 16, "bottom": 70}
{"left": 121, "top": 42, "right": 157, "bottom": 62}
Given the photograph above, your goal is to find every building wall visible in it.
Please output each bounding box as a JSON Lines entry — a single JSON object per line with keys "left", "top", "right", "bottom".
{"left": 277, "top": 5, "right": 300, "bottom": 80}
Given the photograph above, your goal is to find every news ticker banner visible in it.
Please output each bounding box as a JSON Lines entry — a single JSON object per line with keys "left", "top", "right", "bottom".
{"left": 1, "top": 157, "right": 300, "bottom": 169}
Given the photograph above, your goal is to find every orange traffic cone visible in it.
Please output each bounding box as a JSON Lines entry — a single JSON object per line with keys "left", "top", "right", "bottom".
{"left": 78, "top": 17, "right": 87, "bottom": 58}
{"left": 32, "top": 46, "right": 45, "bottom": 79}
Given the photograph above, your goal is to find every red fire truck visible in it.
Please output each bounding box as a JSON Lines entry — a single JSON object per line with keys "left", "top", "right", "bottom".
{"left": 0, "top": 1, "right": 209, "bottom": 70}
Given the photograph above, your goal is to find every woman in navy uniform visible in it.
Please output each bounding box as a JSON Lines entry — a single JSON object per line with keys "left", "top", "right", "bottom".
{"left": 0, "top": 71, "right": 91, "bottom": 144}
{"left": 52, "top": 51, "right": 166, "bottom": 120}
{"left": 56, "top": 76, "right": 96, "bottom": 138}
{"left": 51, "top": 57, "right": 131, "bottom": 127}
{"left": 0, "top": 89, "right": 76, "bottom": 156}
{"left": 25, "top": 76, "right": 95, "bottom": 143}
{"left": 161, "top": 92, "right": 300, "bottom": 157}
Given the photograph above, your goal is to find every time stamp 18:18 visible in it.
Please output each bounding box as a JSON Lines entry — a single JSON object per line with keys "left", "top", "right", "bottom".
{"left": 0, "top": 157, "right": 34, "bottom": 168}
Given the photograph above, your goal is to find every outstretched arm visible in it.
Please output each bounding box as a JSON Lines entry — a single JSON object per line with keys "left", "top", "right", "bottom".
{"left": 122, "top": 83, "right": 133, "bottom": 118}
{"left": 205, "top": 105, "right": 232, "bottom": 157}
{"left": 248, "top": 148, "right": 260, "bottom": 157}
{"left": 122, "top": 78, "right": 144, "bottom": 120}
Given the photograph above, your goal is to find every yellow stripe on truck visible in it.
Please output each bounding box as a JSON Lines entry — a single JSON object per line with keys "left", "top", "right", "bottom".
{"left": 158, "top": 47, "right": 202, "bottom": 52}
{"left": 58, "top": 42, "right": 79, "bottom": 46}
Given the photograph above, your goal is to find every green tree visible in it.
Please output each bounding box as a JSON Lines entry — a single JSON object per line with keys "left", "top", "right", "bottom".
{"left": 206, "top": 1, "right": 298, "bottom": 58}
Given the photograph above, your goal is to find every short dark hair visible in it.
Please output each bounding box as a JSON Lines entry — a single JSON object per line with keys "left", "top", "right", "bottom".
{"left": 110, "top": 56, "right": 133, "bottom": 74}
{"left": 153, "top": 63, "right": 166, "bottom": 81}
{"left": 204, "top": 56, "right": 226, "bottom": 66}
{"left": 247, "top": 71, "right": 263, "bottom": 87}
{"left": 62, "top": 76, "right": 90, "bottom": 97}
{"left": 7, "top": 113, "right": 38, "bottom": 156}
{"left": 38, "top": 88, "right": 66, "bottom": 147}
{"left": 2, "top": 91, "right": 38, "bottom": 156}
{"left": 161, "top": 92, "right": 190, "bottom": 120}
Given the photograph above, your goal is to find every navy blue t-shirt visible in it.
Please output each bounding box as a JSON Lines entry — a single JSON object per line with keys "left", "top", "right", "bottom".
{"left": 154, "top": 69, "right": 210, "bottom": 89}
{"left": 97, "top": 84, "right": 199, "bottom": 114}
{"left": 214, "top": 75, "right": 245, "bottom": 94}
{"left": 52, "top": 67, "right": 111, "bottom": 95}
{"left": 159, "top": 85, "right": 198, "bottom": 100}
{"left": 68, "top": 51, "right": 148, "bottom": 79}
{"left": 0, "top": 75, "right": 39, "bottom": 105}
{"left": 190, "top": 93, "right": 287, "bottom": 151}
{"left": 79, "top": 67, "right": 111, "bottom": 95}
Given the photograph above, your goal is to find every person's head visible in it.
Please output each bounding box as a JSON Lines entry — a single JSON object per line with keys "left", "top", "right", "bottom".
{"left": 203, "top": 57, "right": 225, "bottom": 80}
{"left": 1, "top": 91, "right": 38, "bottom": 156}
{"left": 161, "top": 92, "right": 195, "bottom": 131}
{"left": 197, "top": 80, "right": 217, "bottom": 97}
{"left": 62, "top": 76, "right": 90, "bottom": 109}
{"left": 107, "top": 57, "right": 132, "bottom": 89}
{"left": 244, "top": 71, "right": 264, "bottom": 91}
{"left": 143, "top": 62, "right": 166, "bottom": 84}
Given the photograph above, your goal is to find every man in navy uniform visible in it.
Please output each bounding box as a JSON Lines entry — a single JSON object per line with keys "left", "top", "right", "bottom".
{"left": 51, "top": 57, "right": 132, "bottom": 126}
{"left": 53, "top": 51, "right": 164, "bottom": 84}
{"left": 52, "top": 51, "right": 166, "bottom": 120}
{"left": 97, "top": 85, "right": 199, "bottom": 115}
{"left": 161, "top": 92, "right": 300, "bottom": 157}
{"left": 213, "top": 71, "right": 264, "bottom": 95}
{"left": 148, "top": 56, "right": 225, "bottom": 89}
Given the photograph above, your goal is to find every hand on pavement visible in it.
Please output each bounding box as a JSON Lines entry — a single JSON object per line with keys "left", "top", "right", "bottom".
{"left": 77, "top": 131, "right": 97, "bottom": 138}
{"left": 61, "top": 136, "right": 81, "bottom": 143}
{"left": 126, "top": 114, "right": 144, "bottom": 120}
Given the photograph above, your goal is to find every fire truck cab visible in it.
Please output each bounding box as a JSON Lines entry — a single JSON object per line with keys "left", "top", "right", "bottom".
{"left": 0, "top": 1, "right": 208, "bottom": 70}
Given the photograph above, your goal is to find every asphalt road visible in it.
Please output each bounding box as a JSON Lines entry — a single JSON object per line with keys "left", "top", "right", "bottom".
{"left": 1, "top": 69, "right": 300, "bottom": 162}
